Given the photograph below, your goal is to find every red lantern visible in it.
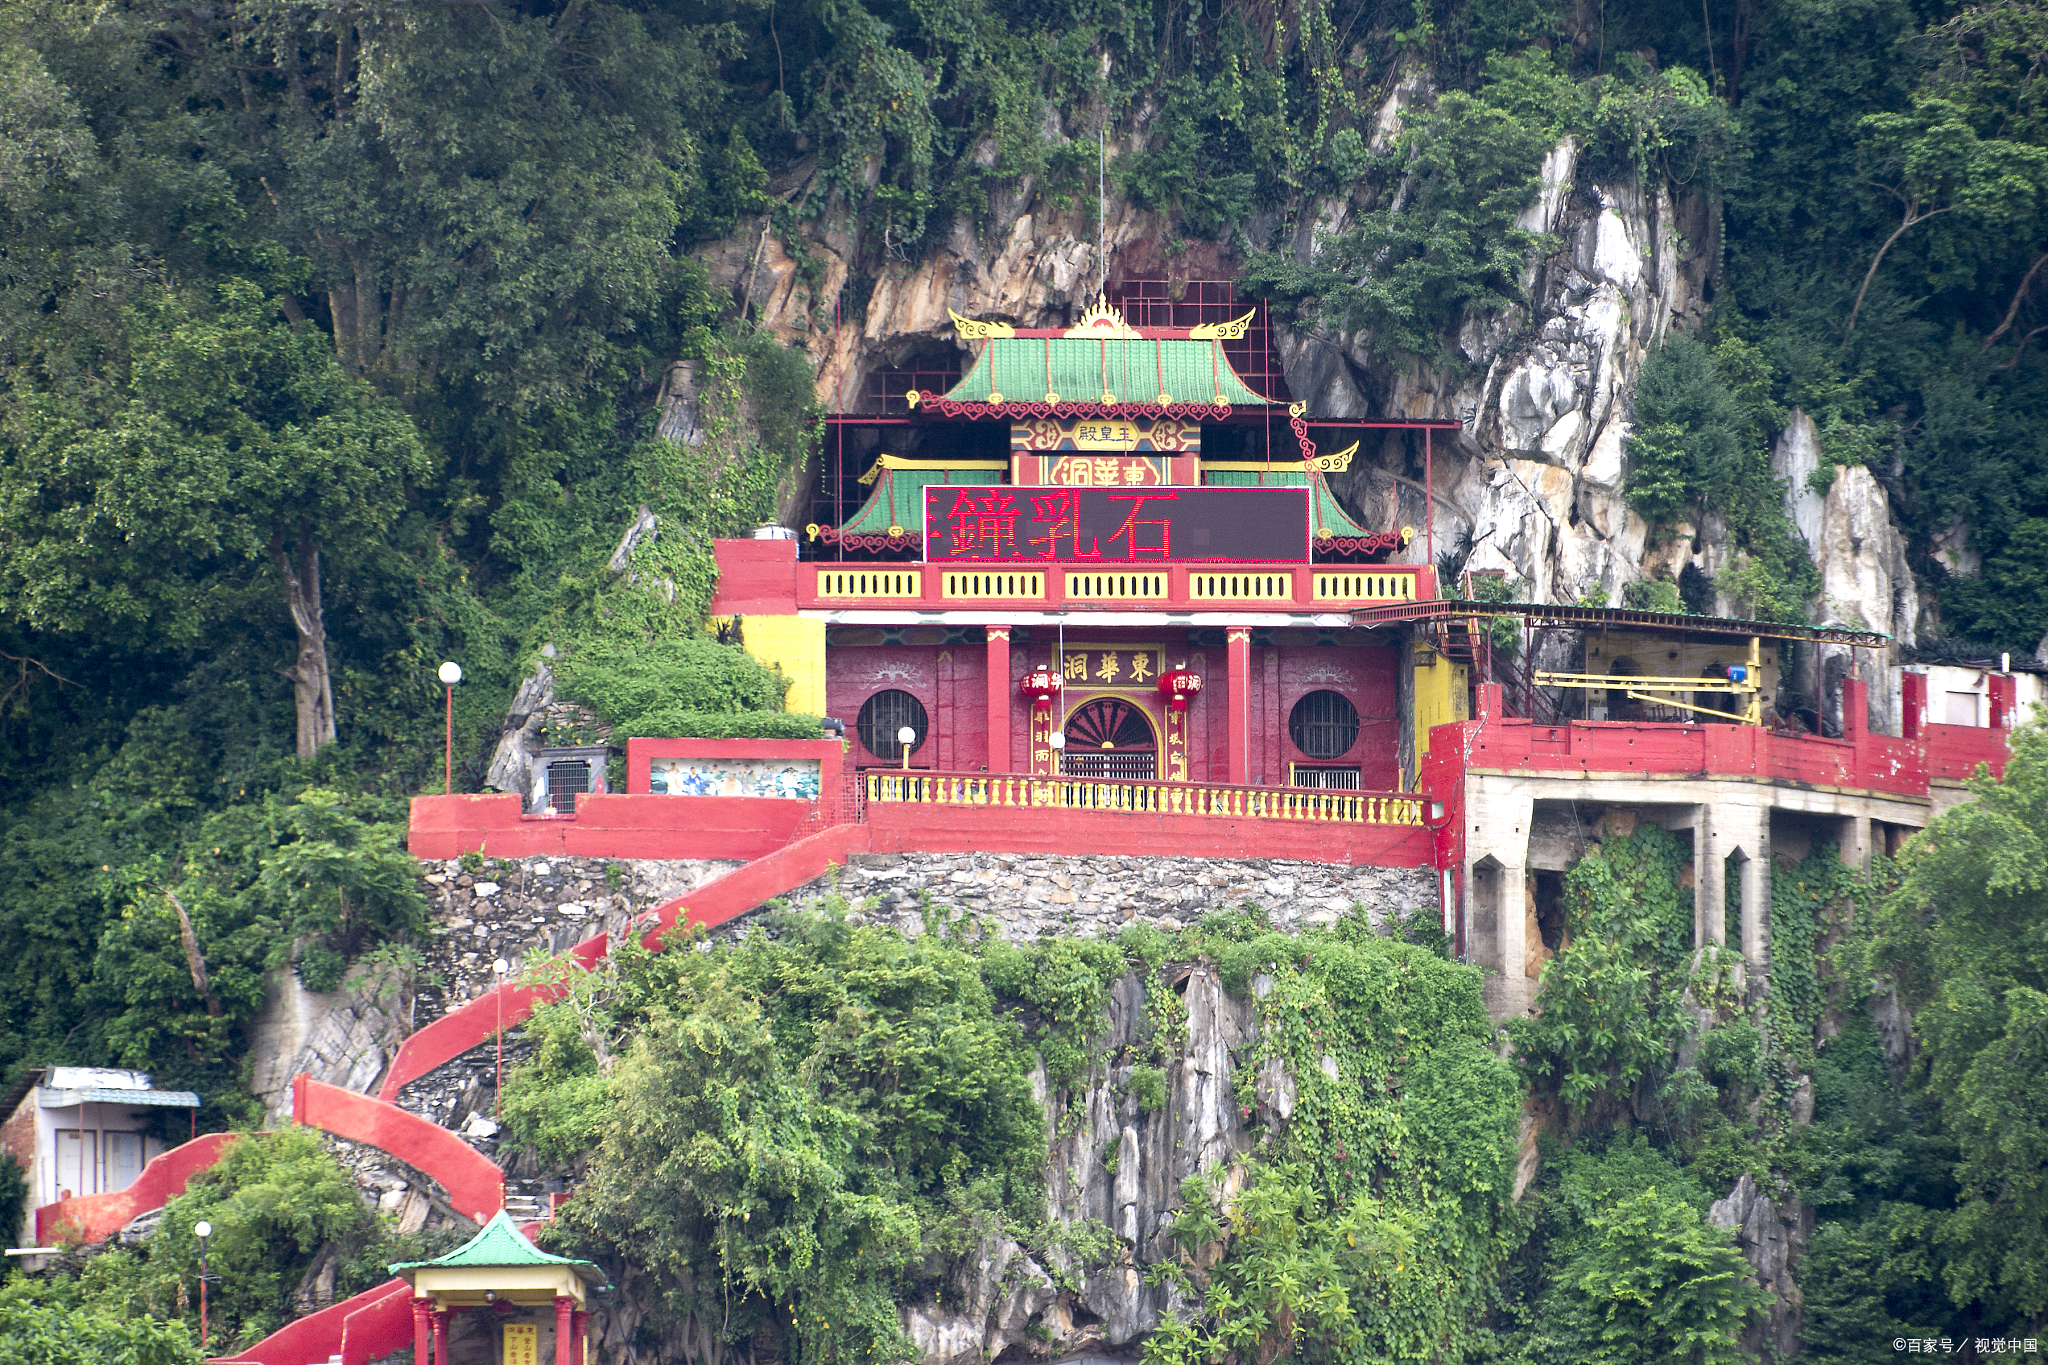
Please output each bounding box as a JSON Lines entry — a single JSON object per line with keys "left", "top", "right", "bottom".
{"left": 1019, "top": 668, "right": 1064, "bottom": 709}
{"left": 1158, "top": 669, "right": 1203, "bottom": 711}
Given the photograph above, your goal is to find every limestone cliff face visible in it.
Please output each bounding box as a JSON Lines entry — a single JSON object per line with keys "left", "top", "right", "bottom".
{"left": 902, "top": 967, "right": 1257, "bottom": 1365}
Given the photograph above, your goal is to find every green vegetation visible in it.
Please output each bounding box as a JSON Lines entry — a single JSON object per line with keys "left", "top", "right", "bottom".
{"left": 4, "top": 0, "right": 2048, "bottom": 1356}
{"left": 496, "top": 904, "right": 1520, "bottom": 1365}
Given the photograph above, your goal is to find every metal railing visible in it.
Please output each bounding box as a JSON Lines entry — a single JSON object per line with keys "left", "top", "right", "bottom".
{"left": 863, "top": 771, "right": 1426, "bottom": 825}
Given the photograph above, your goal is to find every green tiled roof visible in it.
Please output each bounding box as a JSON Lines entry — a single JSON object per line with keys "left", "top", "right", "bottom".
{"left": 942, "top": 338, "right": 1272, "bottom": 406}
{"left": 390, "top": 1210, "right": 606, "bottom": 1284}
{"left": 842, "top": 465, "right": 1005, "bottom": 534}
{"left": 1311, "top": 477, "right": 1375, "bottom": 540}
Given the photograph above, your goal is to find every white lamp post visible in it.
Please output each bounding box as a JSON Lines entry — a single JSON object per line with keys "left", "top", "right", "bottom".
{"left": 492, "top": 957, "right": 510, "bottom": 1119}
{"left": 438, "top": 662, "right": 463, "bottom": 793}
{"left": 194, "top": 1219, "right": 213, "bottom": 1349}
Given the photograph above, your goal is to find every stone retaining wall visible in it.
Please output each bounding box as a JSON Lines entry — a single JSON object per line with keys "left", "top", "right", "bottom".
{"left": 772, "top": 852, "right": 1439, "bottom": 939}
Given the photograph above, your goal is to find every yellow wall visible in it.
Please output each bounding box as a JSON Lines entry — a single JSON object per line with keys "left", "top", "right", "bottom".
{"left": 1582, "top": 634, "right": 1772, "bottom": 718}
{"left": 1413, "top": 649, "right": 1469, "bottom": 759}
{"left": 740, "top": 615, "right": 828, "bottom": 716}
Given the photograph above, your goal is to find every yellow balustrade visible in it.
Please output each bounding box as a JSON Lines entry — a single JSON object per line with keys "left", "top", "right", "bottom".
{"left": 862, "top": 773, "right": 1424, "bottom": 825}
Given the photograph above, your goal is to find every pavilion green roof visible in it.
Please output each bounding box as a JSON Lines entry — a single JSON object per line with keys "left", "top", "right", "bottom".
{"left": 942, "top": 336, "right": 1273, "bottom": 407}
{"left": 389, "top": 1209, "right": 607, "bottom": 1285}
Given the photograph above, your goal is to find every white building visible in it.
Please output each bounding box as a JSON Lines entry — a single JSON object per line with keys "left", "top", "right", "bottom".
{"left": 1, "top": 1067, "right": 199, "bottom": 1240}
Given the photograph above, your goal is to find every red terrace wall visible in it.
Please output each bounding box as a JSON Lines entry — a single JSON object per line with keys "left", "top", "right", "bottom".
{"left": 1423, "top": 680, "right": 2014, "bottom": 801}
{"left": 862, "top": 799, "right": 1434, "bottom": 867}
{"left": 623, "top": 737, "right": 844, "bottom": 794}
{"left": 408, "top": 792, "right": 824, "bottom": 861}
{"left": 211, "top": 1277, "right": 412, "bottom": 1365}
{"left": 35, "top": 1132, "right": 240, "bottom": 1244}
{"left": 293, "top": 1077, "right": 504, "bottom": 1221}
{"left": 708, "top": 538, "right": 800, "bottom": 615}
{"left": 1923, "top": 723, "right": 2012, "bottom": 782}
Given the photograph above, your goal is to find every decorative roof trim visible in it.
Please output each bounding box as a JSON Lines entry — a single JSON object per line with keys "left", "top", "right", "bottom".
{"left": 856, "top": 454, "right": 1008, "bottom": 486}
{"left": 1062, "top": 295, "right": 1142, "bottom": 338}
{"left": 948, "top": 309, "right": 1015, "bottom": 340}
{"left": 914, "top": 395, "right": 1234, "bottom": 422}
{"left": 1188, "top": 309, "right": 1256, "bottom": 341}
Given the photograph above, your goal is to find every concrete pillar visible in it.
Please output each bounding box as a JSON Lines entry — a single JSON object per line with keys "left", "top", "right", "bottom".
{"left": 1740, "top": 825, "right": 1772, "bottom": 975}
{"left": 1843, "top": 814, "right": 1873, "bottom": 875}
{"left": 985, "top": 626, "right": 1011, "bottom": 773}
{"left": 413, "top": 1298, "right": 433, "bottom": 1365}
{"left": 432, "top": 1310, "right": 450, "bottom": 1365}
{"left": 1463, "top": 781, "right": 1534, "bottom": 1018}
{"left": 1500, "top": 861, "right": 1529, "bottom": 989}
{"left": 1226, "top": 628, "right": 1252, "bottom": 785}
{"left": 1693, "top": 804, "right": 1726, "bottom": 949}
{"left": 572, "top": 1310, "right": 589, "bottom": 1365}
{"left": 556, "top": 1296, "right": 575, "bottom": 1365}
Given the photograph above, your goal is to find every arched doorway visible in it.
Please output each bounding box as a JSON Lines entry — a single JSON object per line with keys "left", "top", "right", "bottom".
{"left": 1062, "top": 697, "right": 1158, "bottom": 780}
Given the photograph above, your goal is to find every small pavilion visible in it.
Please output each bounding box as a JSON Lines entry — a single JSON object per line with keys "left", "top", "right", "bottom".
{"left": 391, "top": 1209, "right": 607, "bottom": 1365}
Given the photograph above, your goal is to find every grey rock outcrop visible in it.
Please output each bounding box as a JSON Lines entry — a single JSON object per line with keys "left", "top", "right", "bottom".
{"left": 1709, "top": 1172, "right": 1812, "bottom": 1360}
{"left": 245, "top": 966, "right": 401, "bottom": 1121}
{"left": 484, "top": 655, "right": 555, "bottom": 798}
{"left": 900, "top": 968, "right": 1255, "bottom": 1363}
{"left": 1775, "top": 408, "right": 1918, "bottom": 733}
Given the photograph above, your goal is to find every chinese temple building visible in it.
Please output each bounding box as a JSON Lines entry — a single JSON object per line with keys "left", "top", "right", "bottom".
{"left": 768, "top": 295, "right": 1457, "bottom": 791}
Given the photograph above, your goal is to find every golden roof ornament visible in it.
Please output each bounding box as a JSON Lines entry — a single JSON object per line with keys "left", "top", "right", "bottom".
{"left": 1309, "top": 440, "right": 1358, "bottom": 474}
{"left": 1063, "top": 294, "right": 1142, "bottom": 338}
{"left": 1188, "top": 309, "right": 1256, "bottom": 341}
{"left": 948, "top": 309, "right": 1015, "bottom": 340}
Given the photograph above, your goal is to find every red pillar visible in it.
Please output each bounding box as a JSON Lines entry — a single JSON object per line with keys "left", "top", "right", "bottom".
{"left": 1902, "top": 670, "right": 1927, "bottom": 739}
{"left": 432, "top": 1309, "right": 450, "bottom": 1365}
{"left": 556, "top": 1295, "right": 575, "bottom": 1365}
{"left": 1990, "top": 673, "right": 2017, "bottom": 730}
{"left": 986, "top": 626, "right": 1012, "bottom": 773}
{"left": 1842, "top": 677, "right": 1868, "bottom": 741}
{"left": 572, "top": 1309, "right": 590, "bottom": 1365}
{"left": 413, "top": 1298, "right": 433, "bottom": 1365}
{"left": 1226, "top": 628, "right": 1252, "bottom": 786}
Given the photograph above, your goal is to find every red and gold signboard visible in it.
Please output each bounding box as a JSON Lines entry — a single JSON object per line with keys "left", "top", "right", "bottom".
{"left": 1012, "top": 417, "right": 1199, "bottom": 453}
{"left": 1060, "top": 648, "right": 1166, "bottom": 688}
{"left": 927, "top": 487, "right": 1310, "bottom": 563}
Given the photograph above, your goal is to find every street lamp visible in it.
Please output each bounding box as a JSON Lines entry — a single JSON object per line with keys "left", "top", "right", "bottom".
{"left": 193, "top": 1219, "right": 213, "bottom": 1350}
{"left": 438, "top": 662, "right": 463, "bottom": 794}
{"left": 493, "top": 957, "right": 510, "bottom": 1120}
{"left": 897, "top": 725, "right": 916, "bottom": 772}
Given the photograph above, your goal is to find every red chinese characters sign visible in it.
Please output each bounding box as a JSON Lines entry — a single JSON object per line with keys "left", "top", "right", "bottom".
{"left": 928, "top": 487, "right": 1310, "bottom": 563}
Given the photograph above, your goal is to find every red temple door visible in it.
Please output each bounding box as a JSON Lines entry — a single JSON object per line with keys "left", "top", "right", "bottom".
{"left": 1063, "top": 698, "right": 1158, "bottom": 780}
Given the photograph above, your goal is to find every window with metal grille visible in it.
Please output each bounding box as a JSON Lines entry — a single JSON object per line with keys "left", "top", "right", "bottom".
{"left": 1293, "top": 766, "right": 1361, "bottom": 789}
{"left": 856, "top": 690, "right": 930, "bottom": 763}
{"left": 1289, "top": 691, "right": 1359, "bottom": 759}
{"left": 547, "top": 760, "right": 591, "bottom": 813}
